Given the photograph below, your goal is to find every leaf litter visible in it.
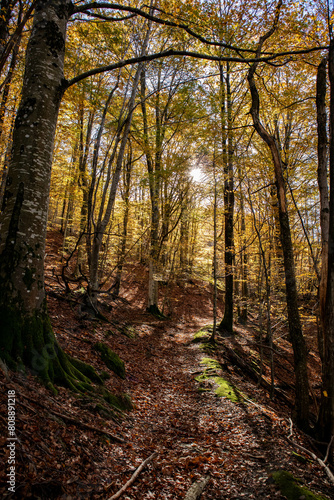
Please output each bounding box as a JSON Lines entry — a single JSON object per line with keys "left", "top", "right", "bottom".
{"left": 0, "top": 231, "right": 332, "bottom": 499}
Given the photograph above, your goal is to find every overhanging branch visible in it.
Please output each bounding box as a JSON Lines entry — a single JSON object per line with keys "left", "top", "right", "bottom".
{"left": 65, "top": 45, "right": 327, "bottom": 90}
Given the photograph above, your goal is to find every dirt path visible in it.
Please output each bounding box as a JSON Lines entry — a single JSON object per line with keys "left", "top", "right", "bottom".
{"left": 104, "top": 319, "right": 326, "bottom": 499}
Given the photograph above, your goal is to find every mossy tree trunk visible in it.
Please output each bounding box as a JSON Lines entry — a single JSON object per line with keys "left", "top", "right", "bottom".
{"left": 0, "top": 0, "right": 101, "bottom": 391}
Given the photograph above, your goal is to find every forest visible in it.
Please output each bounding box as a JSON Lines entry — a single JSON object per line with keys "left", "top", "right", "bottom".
{"left": 1, "top": 0, "right": 334, "bottom": 498}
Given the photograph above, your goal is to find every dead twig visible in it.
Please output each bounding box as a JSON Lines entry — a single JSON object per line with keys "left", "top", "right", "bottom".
{"left": 287, "top": 419, "right": 334, "bottom": 484}
{"left": 4, "top": 385, "right": 125, "bottom": 444}
{"left": 107, "top": 452, "right": 158, "bottom": 499}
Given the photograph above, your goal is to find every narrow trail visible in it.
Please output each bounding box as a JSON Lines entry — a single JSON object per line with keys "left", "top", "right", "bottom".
{"left": 106, "top": 318, "right": 301, "bottom": 499}
{"left": 1, "top": 240, "right": 332, "bottom": 499}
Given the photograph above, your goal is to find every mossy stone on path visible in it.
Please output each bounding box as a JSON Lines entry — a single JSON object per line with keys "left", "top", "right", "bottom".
{"left": 94, "top": 342, "right": 125, "bottom": 379}
{"left": 271, "top": 470, "right": 329, "bottom": 500}
{"left": 195, "top": 357, "right": 242, "bottom": 402}
{"left": 192, "top": 325, "right": 213, "bottom": 343}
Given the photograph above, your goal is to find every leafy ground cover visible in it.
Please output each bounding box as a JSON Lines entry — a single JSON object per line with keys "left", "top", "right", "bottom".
{"left": 0, "top": 231, "right": 332, "bottom": 499}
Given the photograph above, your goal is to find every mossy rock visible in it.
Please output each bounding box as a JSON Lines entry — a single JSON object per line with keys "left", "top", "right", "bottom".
{"left": 94, "top": 342, "right": 125, "bottom": 379}
{"left": 271, "top": 470, "right": 329, "bottom": 500}
{"left": 200, "top": 341, "right": 218, "bottom": 353}
{"left": 192, "top": 325, "right": 213, "bottom": 343}
{"left": 195, "top": 357, "right": 243, "bottom": 402}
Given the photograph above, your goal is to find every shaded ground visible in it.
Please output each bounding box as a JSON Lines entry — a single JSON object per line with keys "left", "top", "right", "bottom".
{"left": 0, "top": 231, "right": 332, "bottom": 499}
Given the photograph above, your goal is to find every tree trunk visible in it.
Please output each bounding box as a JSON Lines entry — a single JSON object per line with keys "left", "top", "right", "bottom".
{"left": 140, "top": 67, "right": 162, "bottom": 314}
{"left": 316, "top": 57, "right": 329, "bottom": 363}
{"left": 246, "top": 8, "right": 309, "bottom": 429}
{"left": 238, "top": 164, "right": 248, "bottom": 324}
{"left": 218, "top": 61, "right": 234, "bottom": 334}
{"left": 317, "top": 39, "right": 334, "bottom": 445}
{"left": 113, "top": 146, "right": 133, "bottom": 298}
{"left": 0, "top": 0, "right": 101, "bottom": 391}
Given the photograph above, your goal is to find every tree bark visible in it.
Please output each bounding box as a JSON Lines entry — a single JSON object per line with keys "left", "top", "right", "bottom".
{"left": 317, "top": 39, "right": 334, "bottom": 445}
{"left": 218, "top": 61, "right": 234, "bottom": 334}
{"left": 246, "top": 1, "right": 309, "bottom": 430}
{"left": 140, "top": 67, "right": 161, "bottom": 313}
{"left": 316, "top": 57, "right": 329, "bottom": 363}
{"left": 0, "top": 0, "right": 102, "bottom": 391}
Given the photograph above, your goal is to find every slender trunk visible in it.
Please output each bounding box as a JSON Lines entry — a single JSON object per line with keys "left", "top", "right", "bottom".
{"left": 140, "top": 67, "right": 161, "bottom": 313}
{"left": 317, "top": 39, "right": 334, "bottom": 445}
{"left": 247, "top": 178, "right": 274, "bottom": 398}
{"left": 316, "top": 57, "right": 329, "bottom": 363}
{"left": 246, "top": 8, "right": 309, "bottom": 429}
{"left": 0, "top": 0, "right": 17, "bottom": 62}
{"left": 211, "top": 162, "right": 218, "bottom": 343}
{"left": 219, "top": 61, "right": 234, "bottom": 333}
{"left": 89, "top": 62, "right": 146, "bottom": 306}
{"left": 0, "top": 108, "right": 15, "bottom": 208}
{"left": 113, "top": 146, "right": 132, "bottom": 298}
{"left": 0, "top": 30, "right": 21, "bottom": 140}
{"left": 238, "top": 165, "right": 248, "bottom": 324}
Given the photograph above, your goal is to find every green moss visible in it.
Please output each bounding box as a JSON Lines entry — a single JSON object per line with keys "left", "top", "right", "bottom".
{"left": 195, "top": 357, "right": 243, "bottom": 402}
{"left": 94, "top": 342, "right": 125, "bottom": 379}
{"left": 101, "top": 389, "right": 132, "bottom": 411}
{"left": 200, "top": 358, "right": 221, "bottom": 371}
{"left": 214, "top": 377, "right": 240, "bottom": 401}
{"left": 94, "top": 402, "right": 120, "bottom": 421}
{"left": 0, "top": 301, "right": 102, "bottom": 394}
{"left": 272, "top": 471, "right": 329, "bottom": 500}
{"left": 200, "top": 341, "right": 218, "bottom": 353}
{"left": 192, "top": 325, "right": 213, "bottom": 343}
{"left": 99, "top": 370, "right": 111, "bottom": 381}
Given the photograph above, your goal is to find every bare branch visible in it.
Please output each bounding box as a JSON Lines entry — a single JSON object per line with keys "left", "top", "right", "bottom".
{"left": 107, "top": 452, "right": 158, "bottom": 500}
{"left": 72, "top": 2, "right": 258, "bottom": 54}
{"left": 65, "top": 45, "right": 326, "bottom": 90}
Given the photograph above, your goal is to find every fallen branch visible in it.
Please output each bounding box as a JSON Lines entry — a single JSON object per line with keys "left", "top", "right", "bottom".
{"left": 222, "top": 344, "right": 292, "bottom": 406}
{"left": 108, "top": 452, "right": 158, "bottom": 500}
{"left": 184, "top": 476, "right": 210, "bottom": 500}
{"left": 287, "top": 419, "right": 334, "bottom": 485}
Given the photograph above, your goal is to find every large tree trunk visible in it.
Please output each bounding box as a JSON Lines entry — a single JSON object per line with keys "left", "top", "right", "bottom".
{"left": 0, "top": 0, "right": 100, "bottom": 391}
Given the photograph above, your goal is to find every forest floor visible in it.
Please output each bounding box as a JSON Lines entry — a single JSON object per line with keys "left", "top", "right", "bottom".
{"left": 0, "top": 230, "right": 333, "bottom": 499}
